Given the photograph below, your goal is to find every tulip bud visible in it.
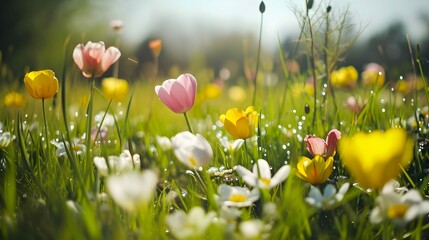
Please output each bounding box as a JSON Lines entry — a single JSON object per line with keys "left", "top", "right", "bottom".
{"left": 306, "top": 0, "right": 314, "bottom": 10}
{"left": 305, "top": 104, "right": 310, "bottom": 115}
{"left": 259, "top": 1, "right": 265, "bottom": 13}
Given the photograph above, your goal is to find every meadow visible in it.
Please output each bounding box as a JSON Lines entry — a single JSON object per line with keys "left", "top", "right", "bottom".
{"left": 1, "top": 1, "right": 429, "bottom": 239}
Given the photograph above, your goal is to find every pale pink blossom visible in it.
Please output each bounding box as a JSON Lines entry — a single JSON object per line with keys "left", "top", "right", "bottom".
{"left": 305, "top": 129, "right": 341, "bottom": 158}
{"left": 73, "top": 41, "right": 121, "bottom": 78}
{"left": 155, "top": 73, "right": 197, "bottom": 113}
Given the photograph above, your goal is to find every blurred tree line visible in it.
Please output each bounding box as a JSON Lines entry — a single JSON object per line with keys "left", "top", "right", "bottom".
{"left": 1, "top": 0, "right": 428, "bottom": 86}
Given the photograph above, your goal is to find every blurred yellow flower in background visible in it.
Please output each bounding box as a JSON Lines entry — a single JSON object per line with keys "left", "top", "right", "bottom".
{"left": 331, "top": 66, "right": 358, "bottom": 88}
{"left": 362, "top": 63, "right": 385, "bottom": 87}
{"left": 102, "top": 77, "right": 129, "bottom": 101}
{"left": 339, "top": 128, "right": 413, "bottom": 189}
{"left": 220, "top": 106, "right": 258, "bottom": 139}
{"left": 228, "top": 86, "right": 247, "bottom": 103}
{"left": 296, "top": 155, "right": 333, "bottom": 185}
{"left": 4, "top": 91, "right": 25, "bottom": 108}
{"left": 395, "top": 80, "right": 411, "bottom": 95}
{"left": 24, "top": 69, "right": 58, "bottom": 99}
{"left": 203, "top": 83, "right": 222, "bottom": 100}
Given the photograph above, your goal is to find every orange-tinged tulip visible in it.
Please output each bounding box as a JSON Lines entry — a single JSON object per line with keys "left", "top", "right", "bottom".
{"left": 24, "top": 70, "right": 58, "bottom": 99}
{"left": 102, "top": 77, "right": 129, "bottom": 101}
{"left": 4, "top": 91, "right": 25, "bottom": 108}
{"left": 148, "top": 39, "right": 162, "bottom": 58}
{"left": 219, "top": 106, "right": 258, "bottom": 139}
{"left": 339, "top": 128, "right": 414, "bottom": 189}
{"left": 296, "top": 155, "right": 333, "bottom": 185}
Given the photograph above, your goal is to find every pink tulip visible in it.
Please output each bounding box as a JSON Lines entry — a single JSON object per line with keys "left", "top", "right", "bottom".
{"left": 155, "top": 73, "right": 197, "bottom": 113}
{"left": 73, "top": 41, "right": 121, "bottom": 78}
{"left": 305, "top": 129, "right": 341, "bottom": 158}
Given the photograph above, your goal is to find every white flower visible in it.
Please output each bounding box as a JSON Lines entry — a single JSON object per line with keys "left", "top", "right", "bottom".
{"left": 94, "top": 111, "right": 115, "bottom": 128}
{"left": 51, "top": 138, "right": 86, "bottom": 157}
{"left": 219, "top": 137, "right": 244, "bottom": 152}
{"left": 171, "top": 131, "right": 213, "bottom": 170}
{"left": 155, "top": 135, "right": 172, "bottom": 150}
{"left": 166, "top": 206, "right": 216, "bottom": 239}
{"left": 238, "top": 220, "right": 267, "bottom": 239}
{"left": 236, "top": 159, "right": 290, "bottom": 189}
{"left": 370, "top": 180, "right": 429, "bottom": 225}
{"left": 94, "top": 149, "right": 140, "bottom": 176}
{"left": 106, "top": 170, "right": 158, "bottom": 212}
{"left": 305, "top": 183, "right": 350, "bottom": 210}
{"left": 217, "top": 184, "right": 259, "bottom": 207}
{"left": 0, "top": 132, "right": 12, "bottom": 148}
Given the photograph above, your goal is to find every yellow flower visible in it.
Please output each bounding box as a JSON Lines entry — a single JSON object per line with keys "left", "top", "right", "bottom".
{"left": 4, "top": 91, "right": 25, "bottom": 108}
{"left": 296, "top": 155, "right": 333, "bottom": 185}
{"left": 228, "top": 86, "right": 247, "bottom": 103}
{"left": 339, "top": 128, "right": 414, "bottom": 189}
{"left": 203, "top": 83, "right": 221, "bottom": 100}
{"left": 331, "top": 66, "right": 358, "bottom": 88}
{"left": 219, "top": 106, "right": 258, "bottom": 139}
{"left": 395, "top": 80, "right": 410, "bottom": 95}
{"left": 24, "top": 70, "right": 58, "bottom": 99}
{"left": 362, "top": 63, "right": 385, "bottom": 87}
{"left": 102, "top": 77, "right": 129, "bottom": 101}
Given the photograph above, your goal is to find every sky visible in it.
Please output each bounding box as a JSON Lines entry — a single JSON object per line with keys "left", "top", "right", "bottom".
{"left": 87, "top": 0, "right": 429, "bottom": 51}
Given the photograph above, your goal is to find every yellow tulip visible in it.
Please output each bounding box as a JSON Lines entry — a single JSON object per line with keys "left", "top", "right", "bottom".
{"left": 296, "top": 155, "right": 333, "bottom": 185}
{"left": 219, "top": 106, "right": 258, "bottom": 139}
{"left": 24, "top": 70, "right": 58, "bottom": 99}
{"left": 339, "top": 128, "right": 414, "bottom": 189}
{"left": 331, "top": 66, "right": 358, "bottom": 88}
{"left": 102, "top": 77, "right": 129, "bottom": 101}
{"left": 4, "top": 91, "right": 25, "bottom": 108}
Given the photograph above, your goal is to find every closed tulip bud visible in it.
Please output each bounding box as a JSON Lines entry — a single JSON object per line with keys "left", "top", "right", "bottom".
{"left": 155, "top": 73, "right": 197, "bottom": 113}
{"left": 148, "top": 39, "right": 162, "bottom": 58}
{"left": 259, "top": 1, "right": 265, "bottom": 13}
{"left": 24, "top": 70, "right": 59, "bottom": 99}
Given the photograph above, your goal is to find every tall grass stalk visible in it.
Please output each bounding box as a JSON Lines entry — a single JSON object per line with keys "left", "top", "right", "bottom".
{"left": 251, "top": 1, "right": 265, "bottom": 106}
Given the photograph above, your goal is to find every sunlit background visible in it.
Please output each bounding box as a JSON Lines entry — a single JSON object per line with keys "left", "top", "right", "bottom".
{"left": 1, "top": 0, "right": 429, "bottom": 82}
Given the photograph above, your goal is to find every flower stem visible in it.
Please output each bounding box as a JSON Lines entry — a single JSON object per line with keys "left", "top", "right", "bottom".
{"left": 85, "top": 78, "right": 96, "bottom": 178}
{"left": 42, "top": 98, "right": 49, "bottom": 148}
{"left": 252, "top": 4, "right": 264, "bottom": 106}
{"left": 183, "top": 112, "right": 194, "bottom": 134}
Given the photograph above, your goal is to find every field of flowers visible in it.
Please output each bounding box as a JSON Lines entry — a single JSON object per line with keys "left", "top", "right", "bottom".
{"left": 1, "top": 1, "right": 429, "bottom": 239}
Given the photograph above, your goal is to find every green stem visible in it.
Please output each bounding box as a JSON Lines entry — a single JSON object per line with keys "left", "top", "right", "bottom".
{"left": 42, "top": 98, "right": 49, "bottom": 148}
{"left": 307, "top": 5, "right": 318, "bottom": 132}
{"left": 85, "top": 77, "right": 96, "bottom": 179}
{"left": 183, "top": 112, "right": 194, "bottom": 134}
{"left": 252, "top": 8, "right": 264, "bottom": 106}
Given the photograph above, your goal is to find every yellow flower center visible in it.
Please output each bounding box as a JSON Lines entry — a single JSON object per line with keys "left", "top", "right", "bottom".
{"left": 387, "top": 204, "right": 409, "bottom": 219}
{"left": 189, "top": 156, "right": 197, "bottom": 167}
{"left": 229, "top": 194, "right": 247, "bottom": 203}
{"left": 260, "top": 178, "right": 271, "bottom": 186}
